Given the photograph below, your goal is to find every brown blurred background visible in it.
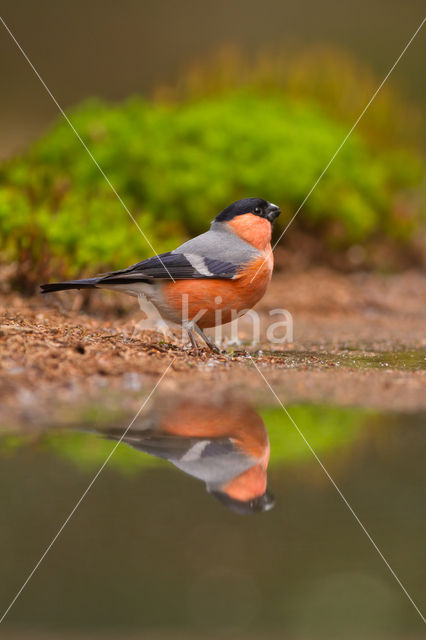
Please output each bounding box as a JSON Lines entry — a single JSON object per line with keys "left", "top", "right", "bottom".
{"left": 1, "top": 0, "right": 425, "bottom": 160}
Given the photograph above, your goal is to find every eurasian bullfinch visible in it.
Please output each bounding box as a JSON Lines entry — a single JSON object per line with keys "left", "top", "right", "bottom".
{"left": 41, "top": 197, "right": 280, "bottom": 352}
{"left": 95, "top": 396, "right": 274, "bottom": 515}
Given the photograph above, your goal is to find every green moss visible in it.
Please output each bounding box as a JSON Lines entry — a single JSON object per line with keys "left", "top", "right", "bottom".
{"left": 261, "top": 404, "right": 372, "bottom": 465}
{"left": 0, "top": 87, "right": 424, "bottom": 290}
{"left": 258, "top": 349, "right": 426, "bottom": 371}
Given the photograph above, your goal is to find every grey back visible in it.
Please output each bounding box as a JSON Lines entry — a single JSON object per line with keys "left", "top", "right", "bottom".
{"left": 173, "top": 221, "right": 260, "bottom": 265}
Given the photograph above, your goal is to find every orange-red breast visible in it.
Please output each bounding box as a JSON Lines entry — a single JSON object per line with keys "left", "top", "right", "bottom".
{"left": 41, "top": 198, "right": 280, "bottom": 352}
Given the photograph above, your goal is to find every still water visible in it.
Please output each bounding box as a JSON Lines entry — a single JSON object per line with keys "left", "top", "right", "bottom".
{"left": 0, "top": 390, "right": 424, "bottom": 639}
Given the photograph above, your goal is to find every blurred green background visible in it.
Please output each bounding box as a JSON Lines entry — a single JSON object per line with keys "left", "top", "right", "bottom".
{"left": 0, "top": 1, "right": 425, "bottom": 292}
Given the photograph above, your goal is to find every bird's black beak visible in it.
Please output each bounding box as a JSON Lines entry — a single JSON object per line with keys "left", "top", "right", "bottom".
{"left": 255, "top": 489, "right": 275, "bottom": 512}
{"left": 209, "top": 488, "right": 275, "bottom": 514}
{"left": 266, "top": 203, "right": 281, "bottom": 223}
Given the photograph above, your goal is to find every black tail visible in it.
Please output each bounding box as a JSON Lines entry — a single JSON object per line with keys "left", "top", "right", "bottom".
{"left": 40, "top": 277, "right": 100, "bottom": 294}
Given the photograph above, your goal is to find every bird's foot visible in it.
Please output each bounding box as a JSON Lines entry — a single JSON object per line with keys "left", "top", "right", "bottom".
{"left": 207, "top": 342, "right": 222, "bottom": 355}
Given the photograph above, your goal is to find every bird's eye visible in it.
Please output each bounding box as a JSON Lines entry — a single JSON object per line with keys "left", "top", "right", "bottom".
{"left": 254, "top": 207, "right": 262, "bottom": 215}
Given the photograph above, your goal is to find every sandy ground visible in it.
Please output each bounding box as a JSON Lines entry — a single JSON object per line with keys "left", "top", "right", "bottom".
{"left": 1, "top": 267, "right": 425, "bottom": 426}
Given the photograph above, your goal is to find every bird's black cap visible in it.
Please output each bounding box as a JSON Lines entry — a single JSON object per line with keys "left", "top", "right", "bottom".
{"left": 215, "top": 198, "right": 281, "bottom": 223}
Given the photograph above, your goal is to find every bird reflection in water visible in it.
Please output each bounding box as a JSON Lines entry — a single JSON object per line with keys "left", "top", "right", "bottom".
{"left": 97, "top": 395, "right": 274, "bottom": 515}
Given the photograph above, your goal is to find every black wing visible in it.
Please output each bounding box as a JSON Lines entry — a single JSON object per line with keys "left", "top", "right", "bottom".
{"left": 102, "top": 430, "right": 236, "bottom": 462}
{"left": 100, "top": 252, "right": 238, "bottom": 284}
{"left": 41, "top": 252, "right": 239, "bottom": 294}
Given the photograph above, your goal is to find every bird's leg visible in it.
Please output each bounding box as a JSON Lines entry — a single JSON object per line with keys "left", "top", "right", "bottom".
{"left": 194, "top": 325, "right": 221, "bottom": 354}
{"left": 186, "top": 327, "right": 199, "bottom": 354}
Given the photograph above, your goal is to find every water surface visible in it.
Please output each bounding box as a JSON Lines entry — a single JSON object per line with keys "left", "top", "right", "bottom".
{"left": 0, "top": 392, "right": 424, "bottom": 638}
